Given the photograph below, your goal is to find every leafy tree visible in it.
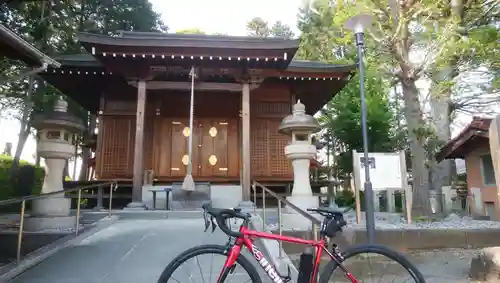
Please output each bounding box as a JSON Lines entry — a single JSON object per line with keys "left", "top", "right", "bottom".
{"left": 0, "top": 0, "right": 166, "bottom": 180}
{"left": 318, "top": 72, "right": 397, "bottom": 180}
{"left": 176, "top": 28, "right": 206, "bottom": 34}
{"left": 270, "top": 21, "right": 295, "bottom": 39}
{"left": 246, "top": 17, "right": 270, "bottom": 37}
{"left": 298, "top": 0, "right": 498, "bottom": 216}
{"left": 246, "top": 17, "right": 295, "bottom": 38}
{"left": 296, "top": 1, "right": 400, "bottom": 184}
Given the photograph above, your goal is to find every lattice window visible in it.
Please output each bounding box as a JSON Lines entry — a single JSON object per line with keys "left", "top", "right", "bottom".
{"left": 100, "top": 117, "right": 133, "bottom": 176}
{"left": 105, "top": 100, "right": 136, "bottom": 113}
{"left": 252, "top": 102, "right": 290, "bottom": 117}
{"left": 267, "top": 120, "right": 291, "bottom": 176}
{"left": 251, "top": 119, "right": 268, "bottom": 176}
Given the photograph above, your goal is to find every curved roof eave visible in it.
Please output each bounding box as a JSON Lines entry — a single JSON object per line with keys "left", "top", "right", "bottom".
{"left": 0, "top": 24, "right": 60, "bottom": 68}
{"left": 77, "top": 32, "right": 300, "bottom": 50}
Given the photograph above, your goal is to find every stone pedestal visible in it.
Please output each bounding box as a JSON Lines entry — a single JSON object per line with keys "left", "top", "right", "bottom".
{"left": 386, "top": 189, "right": 396, "bottom": 212}
{"left": 441, "top": 186, "right": 455, "bottom": 214}
{"left": 282, "top": 138, "right": 319, "bottom": 230}
{"left": 25, "top": 196, "right": 76, "bottom": 231}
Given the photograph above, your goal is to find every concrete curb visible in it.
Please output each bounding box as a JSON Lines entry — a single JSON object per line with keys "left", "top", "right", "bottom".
{"left": 250, "top": 214, "right": 299, "bottom": 283}
{"left": 0, "top": 215, "right": 120, "bottom": 282}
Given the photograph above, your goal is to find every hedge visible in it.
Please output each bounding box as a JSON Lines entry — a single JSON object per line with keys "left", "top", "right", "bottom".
{"left": 0, "top": 154, "right": 44, "bottom": 202}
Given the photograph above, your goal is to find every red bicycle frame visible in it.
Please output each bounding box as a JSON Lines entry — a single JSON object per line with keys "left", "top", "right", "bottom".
{"left": 217, "top": 225, "right": 358, "bottom": 283}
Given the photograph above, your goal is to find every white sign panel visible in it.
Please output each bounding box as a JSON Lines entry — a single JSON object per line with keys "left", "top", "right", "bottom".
{"left": 355, "top": 152, "right": 402, "bottom": 190}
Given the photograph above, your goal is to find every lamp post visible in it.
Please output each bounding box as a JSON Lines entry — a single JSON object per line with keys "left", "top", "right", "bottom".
{"left": 344, "top": 14, "right": 376, "bottom": 244}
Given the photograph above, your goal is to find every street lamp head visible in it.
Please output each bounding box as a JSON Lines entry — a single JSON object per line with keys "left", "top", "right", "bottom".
{"left": 344, "top": 14, "right": 373, "bottom": 34}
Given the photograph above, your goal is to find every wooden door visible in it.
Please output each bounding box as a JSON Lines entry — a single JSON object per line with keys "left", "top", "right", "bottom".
{"left": 199, "top": 119, "right": 230, "bottom": 177}
{"left": 169, "top": 119, "right": 188, "bottom": 177}
{"left": 168, "top": 119, "right": 201, "bottom": 177}
{"left": 153, "top": 117, "right": 172, "bottom": 177}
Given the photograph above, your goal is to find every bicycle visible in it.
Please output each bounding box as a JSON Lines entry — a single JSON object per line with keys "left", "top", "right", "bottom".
{"left": 158, "top": 203, "right": 427, "bottom": 283}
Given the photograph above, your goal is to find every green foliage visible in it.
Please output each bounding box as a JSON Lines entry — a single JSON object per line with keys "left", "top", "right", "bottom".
{"left": 176, "top": 28, "right": 206, "bottom": 35}
{"left": 0, "top": 154, "right": 44, "bottom": 201}
{"left": 246, "top": 17, "right": 295, "bottom": 39}
{"left": 296, "top": 1, "right": 401, "bottom": 180}
{"left": 0, "top": 0, "right": 167, "bottom": 173}
{"left": 334, "top": 189, "right": 355, "bottom": 207}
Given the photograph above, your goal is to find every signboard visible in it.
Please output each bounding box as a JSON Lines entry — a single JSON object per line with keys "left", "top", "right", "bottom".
{"left": 355, "top": 152, "right": 402, "bottom": 190}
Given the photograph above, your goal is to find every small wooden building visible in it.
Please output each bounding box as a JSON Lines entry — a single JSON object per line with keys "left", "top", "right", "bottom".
{"left": 436, "top": 116, "right": 496, "bottom": 216}
{"left": 40, "top": 31, "right": 355, "bottom": 205}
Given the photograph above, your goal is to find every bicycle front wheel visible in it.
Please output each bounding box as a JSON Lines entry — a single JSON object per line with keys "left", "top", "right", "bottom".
{"left": 157, "top": 244, "right": 262, "bottom": 283}
{"left": 319, "top": 244, "right": 427, "bottom": 283}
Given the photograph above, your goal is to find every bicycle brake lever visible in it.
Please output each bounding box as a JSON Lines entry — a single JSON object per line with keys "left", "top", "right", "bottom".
{"left": 203, "top": 213, "right": 210, "bottom": 232}
{"left": 210, "top": 216, "right": 217, "bottom": 233}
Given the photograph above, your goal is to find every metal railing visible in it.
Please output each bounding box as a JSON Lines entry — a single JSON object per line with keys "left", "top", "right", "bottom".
{"left": 0, "top": 181, "right": 117, "bottom": 264}
{"left": 252, "top": 181, "right": 321, "bottom": 259}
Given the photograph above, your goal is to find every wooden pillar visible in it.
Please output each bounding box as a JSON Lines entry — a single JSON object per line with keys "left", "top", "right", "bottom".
{"left": 132, "top": 80, "right": 146, "bottom": 203}
{"left": 241, "top": 82, "right": 251, "bottom": 201}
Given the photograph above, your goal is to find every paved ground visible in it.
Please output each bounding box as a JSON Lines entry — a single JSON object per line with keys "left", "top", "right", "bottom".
{"left": 9, "top": 218, "right": 271, "bottom": 283}
{"left": 7, "top": 215, "right": 478, "bottom": 283}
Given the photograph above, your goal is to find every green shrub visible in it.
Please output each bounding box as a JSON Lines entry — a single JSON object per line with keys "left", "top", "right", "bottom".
{"left": 0, "top": 154, "right": 44, "bottom": 201}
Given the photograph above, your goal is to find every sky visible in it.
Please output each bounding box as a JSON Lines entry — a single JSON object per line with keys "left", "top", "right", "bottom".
{"left": 151, "top": 0, "right": 303, "bottom": 35}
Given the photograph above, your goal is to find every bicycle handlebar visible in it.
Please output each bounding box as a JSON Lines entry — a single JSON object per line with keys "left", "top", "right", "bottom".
{"left": 202, "top": 203, "right": 249, "bottom": 238}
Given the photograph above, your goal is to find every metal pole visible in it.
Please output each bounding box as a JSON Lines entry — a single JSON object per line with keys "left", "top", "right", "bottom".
{"left": 356, "top": 32, "right": 376, "bottom": 244}
{"left": 75, "top": 189, "right": 82, "bottom": 236}
{"left": 278, "top": 200, "right": 283, "bottom": 259}
{"left": 16, "top": 200, "right": 26, "bottom": 264}
{"left": 108, "top": 183, "right": 114, "bottom": 218}
{"left": 262, "top": 189, "right": 266, "bottom": 231}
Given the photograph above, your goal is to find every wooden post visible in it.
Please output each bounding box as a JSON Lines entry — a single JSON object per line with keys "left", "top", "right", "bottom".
{"left": 132, "top": 80, "right": 146, "bottom": 203}
{"left": 241, "top": 82, "right": 251, "bottom": 201}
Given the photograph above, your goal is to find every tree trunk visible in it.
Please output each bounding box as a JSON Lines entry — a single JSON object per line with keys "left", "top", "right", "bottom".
{"left": 430, "top": 73, "right": 455, "bottom": 211}
{"left": 79, "top": 113, "right": 96, "bottom": 181}
{"left": 401, "top": 79, "right": 432, "bottom": 216}
{"left": 10, "top": 76, "right": 34, "bottom": 177}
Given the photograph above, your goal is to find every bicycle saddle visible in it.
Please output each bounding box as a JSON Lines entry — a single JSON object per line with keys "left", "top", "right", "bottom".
{"left": 307, "top": 207, "right": 344, "bottom": 218}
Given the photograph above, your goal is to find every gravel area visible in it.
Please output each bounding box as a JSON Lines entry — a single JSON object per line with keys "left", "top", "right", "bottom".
{"left": 264, "top": 210, "right": 500, "bottom": 231}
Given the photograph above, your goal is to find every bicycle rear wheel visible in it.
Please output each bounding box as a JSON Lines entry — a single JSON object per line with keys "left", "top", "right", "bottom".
{"left": 319, "top": 244, "right": 426, "bottom": 283}
{"left": 157, "top": 244, "right": 262, "bottom": 283}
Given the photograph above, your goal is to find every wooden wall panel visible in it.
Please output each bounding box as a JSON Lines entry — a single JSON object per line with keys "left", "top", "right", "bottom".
{"left": 226, "top": 120, "right": 240, "bottom": 177}
{"left": 152, "top": 117, "right": 171, "bottom": 177}
{"left": 96, "top": 116, "right": 134, "bottom": 178}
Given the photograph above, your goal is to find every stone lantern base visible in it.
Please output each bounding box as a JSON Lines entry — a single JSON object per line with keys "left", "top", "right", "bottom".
{"left": 24, "top": 196, "right": 77, "bottom": 231}
{"left": 282, "top": 195, "right": 319, "bottom": 230}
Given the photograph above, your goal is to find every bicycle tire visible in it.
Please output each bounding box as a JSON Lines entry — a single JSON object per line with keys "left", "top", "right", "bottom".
{"left": 318, "top": 244, "right": 427, "bottom": 283}
{"left": 157, "top": 244, "right": 263, "bottom": 283}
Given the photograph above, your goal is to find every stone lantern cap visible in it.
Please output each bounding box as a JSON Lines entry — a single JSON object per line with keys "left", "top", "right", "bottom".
{"left": 32, "top": 96, "right": 85, "bottom": 132}
{"left": 278, "top": 100, "right": 321, "bottom": 136}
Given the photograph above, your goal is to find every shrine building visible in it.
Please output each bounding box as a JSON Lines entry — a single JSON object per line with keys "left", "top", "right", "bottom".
{"left": 38, "top": 31, "right": 355, "bottom": 208}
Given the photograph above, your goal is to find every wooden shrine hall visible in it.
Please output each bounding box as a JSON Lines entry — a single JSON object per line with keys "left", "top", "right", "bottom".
{"left": 40, "top": 31, "right": 355, "bottom": 207}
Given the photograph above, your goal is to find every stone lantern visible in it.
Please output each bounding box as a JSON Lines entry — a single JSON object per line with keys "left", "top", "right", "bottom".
{"left": 24, "top": 96, "right": 85, "bottom": 231}
{"left": 279, "top": 100, "right": 321, "bottom": 229}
